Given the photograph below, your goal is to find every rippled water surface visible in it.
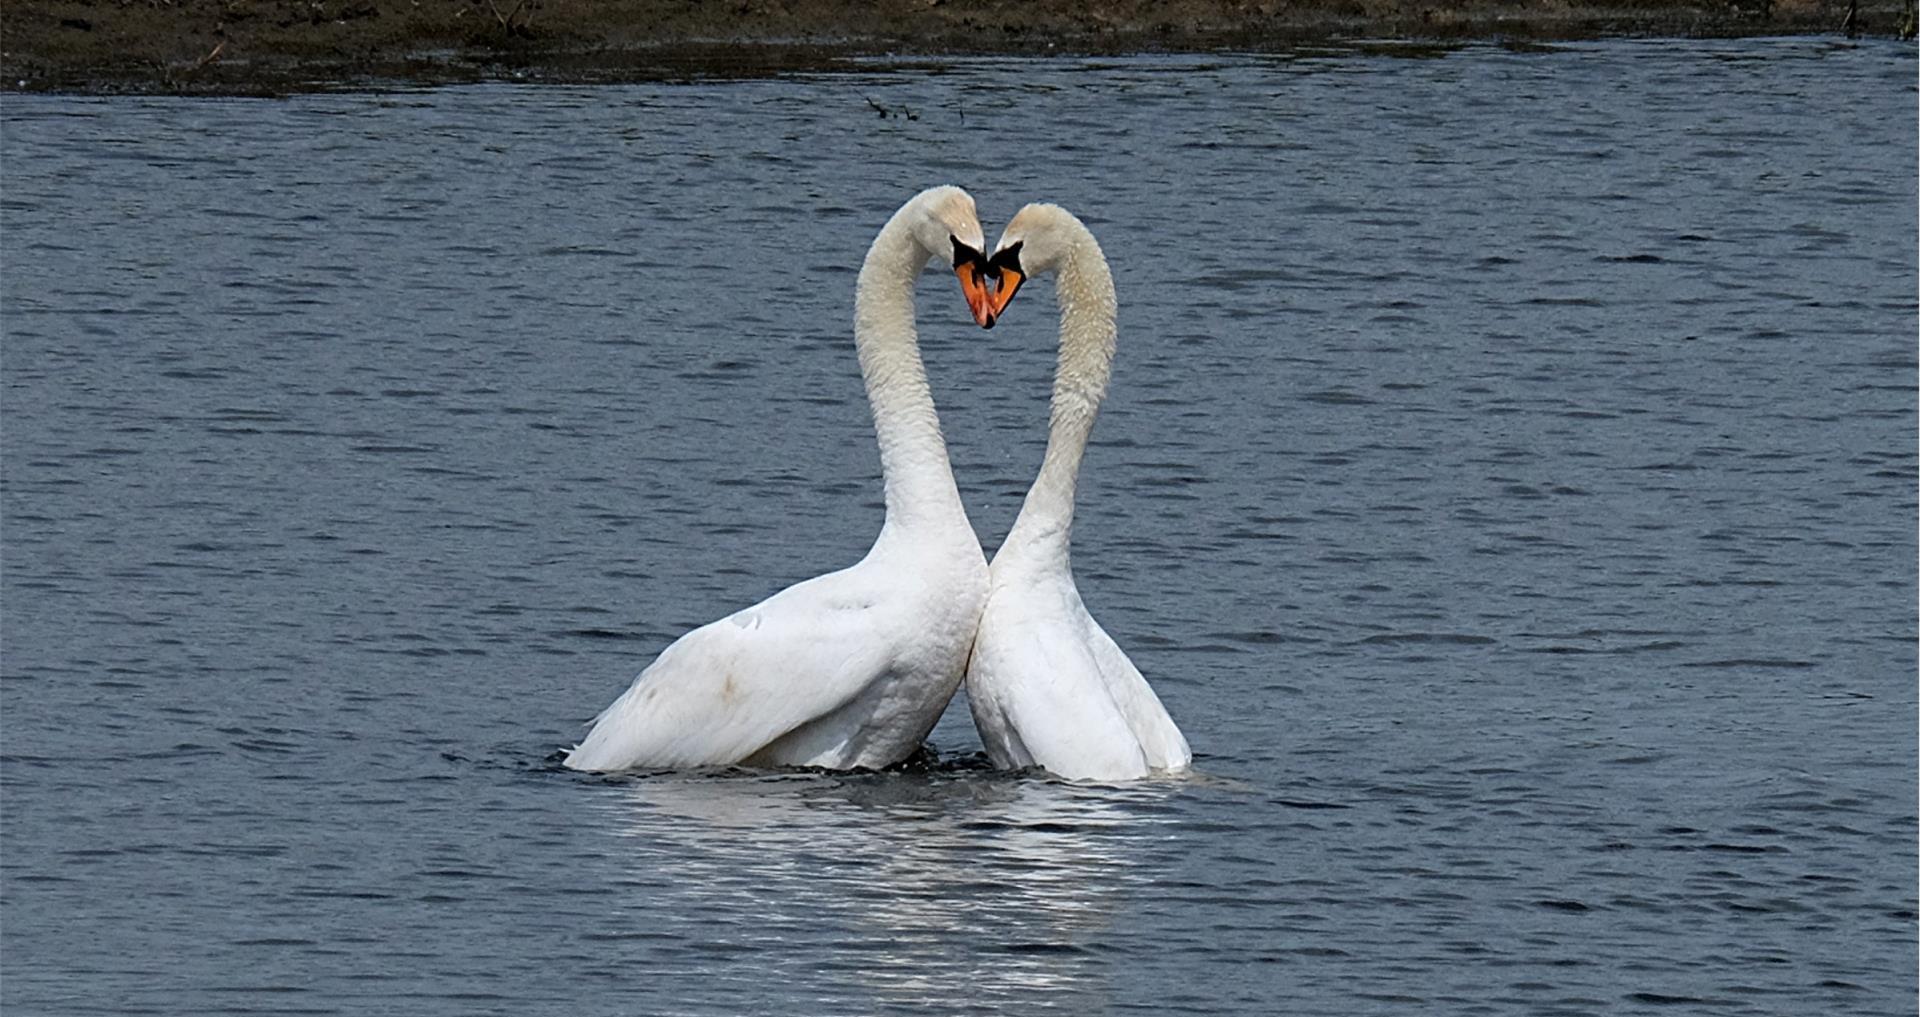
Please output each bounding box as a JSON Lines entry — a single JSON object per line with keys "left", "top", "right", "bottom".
{"left": 4, "top": 38, "right": 1916, "bottom": 1016}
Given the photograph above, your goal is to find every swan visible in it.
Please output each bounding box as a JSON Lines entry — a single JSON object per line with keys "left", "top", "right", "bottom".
{"left": 963, "top": 203, "right": 1193, "bottom": 781}
{"left": 565, "top": 186, "right": 996, "bottom": 772}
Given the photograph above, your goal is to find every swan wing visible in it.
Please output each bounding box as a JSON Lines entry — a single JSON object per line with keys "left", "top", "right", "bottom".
{"left": 564, "top": 568, "right": 897, "bottom": 771}
{"left": 1077, "top": 604, "right": 1193, "bottom": 772}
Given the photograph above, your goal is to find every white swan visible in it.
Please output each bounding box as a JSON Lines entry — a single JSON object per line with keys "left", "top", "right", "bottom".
{"left": 963, "top": 203, "right": 1193, "bottom": 781}
{"left": 565, "top": 186, "right": 995, "bottom": 772}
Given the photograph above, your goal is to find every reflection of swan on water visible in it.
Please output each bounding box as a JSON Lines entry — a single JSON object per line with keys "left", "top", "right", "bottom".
{"left": 565, "top": 187, "right": 997, "bottom": 773}
{"left": 585, "top": 773, "right": 1173, "bottom": 1010}
{"left": 965, "top": 203, "right": 1193, "bottom": 781}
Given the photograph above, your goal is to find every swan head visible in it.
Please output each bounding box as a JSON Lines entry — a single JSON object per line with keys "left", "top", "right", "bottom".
{"left": 980, "top": 202, "right": 1088, "bottom": 323}
{"left": 902, "top": 185, "right": 996, "bottom": 329}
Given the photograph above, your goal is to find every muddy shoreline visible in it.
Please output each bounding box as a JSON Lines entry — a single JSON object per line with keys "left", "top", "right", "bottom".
{"left": 3, "top": 0, "right": 1913, "bottom": 95}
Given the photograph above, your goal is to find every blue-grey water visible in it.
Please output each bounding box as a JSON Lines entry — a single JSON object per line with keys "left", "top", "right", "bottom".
{"left": 3, "top": 37, "right": 1916, "bottom": 1016}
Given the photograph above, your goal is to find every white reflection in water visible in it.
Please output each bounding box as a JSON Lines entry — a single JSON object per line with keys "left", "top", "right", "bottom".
{"left": 596, "top": 771, "right": 1179, "bottom": 1011}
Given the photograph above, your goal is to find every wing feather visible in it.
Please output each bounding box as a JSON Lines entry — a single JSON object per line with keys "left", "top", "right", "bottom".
{"left": 1079, "top": 609, "right": 1193, "bottom": 772}
{"left": 565, "top": 567, "right": 896, "bottom": 771}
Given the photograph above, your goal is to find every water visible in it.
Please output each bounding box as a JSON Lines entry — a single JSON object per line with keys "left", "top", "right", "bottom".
{"left": 3, "top": 38, "right": 1915, "bottom": 1016}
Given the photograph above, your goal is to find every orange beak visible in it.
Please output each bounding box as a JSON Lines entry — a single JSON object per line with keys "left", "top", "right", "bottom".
{"left": 955, "top": 261, "right": 997, "bottom": 329}
{"left": 985, "top": 266, "right": 1025, "bottom": 320}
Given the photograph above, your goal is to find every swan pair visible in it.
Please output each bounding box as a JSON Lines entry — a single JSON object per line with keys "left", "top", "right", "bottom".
{"left": 563, "top": 186, "right": 1191, "bottom": 782}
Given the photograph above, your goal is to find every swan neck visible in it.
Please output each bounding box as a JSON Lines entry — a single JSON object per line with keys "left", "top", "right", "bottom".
{"left": 855, "top": 219, "right": 968, "bottom": 535}
{"left": 1002, "top": 236, "right": 1117, "bottom": 565}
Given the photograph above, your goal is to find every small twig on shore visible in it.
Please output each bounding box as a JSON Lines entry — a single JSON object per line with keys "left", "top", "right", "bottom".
{"left": 149, "top": 39, "right": 225, "bottom": 88}
{"left": 190, "top": 40, "right": 225, "bottom": 71}
{"left": 485, "top": 0, "right": 532, "bottom": 36}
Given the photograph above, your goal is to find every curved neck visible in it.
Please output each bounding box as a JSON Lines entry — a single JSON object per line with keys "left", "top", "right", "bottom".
{"left": 854, "top": 217, "right": 968, "bottom": 534}
{"left": 999, "top": 232, "right": 1117, "bottom": 569}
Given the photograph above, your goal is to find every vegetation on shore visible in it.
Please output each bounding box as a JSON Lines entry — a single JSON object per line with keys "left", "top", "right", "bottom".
{"left": 3, "top": 0, "right": 1910, "bottom": 94}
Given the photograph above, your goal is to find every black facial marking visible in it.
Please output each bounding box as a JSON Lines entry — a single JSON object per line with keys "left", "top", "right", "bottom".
{"left": 950, "top": 235, "right": 989, "bottom": 272}
{"left": 988, "top": 241, "right": 1024, "bottom": 275}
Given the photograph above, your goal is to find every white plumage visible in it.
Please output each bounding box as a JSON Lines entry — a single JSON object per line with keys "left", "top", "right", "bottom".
{"left": 565, "top": 187, "right": 992, "bottom": 772}
{"left": 965, "top": 203, "right": 1193, "bottom": 781}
